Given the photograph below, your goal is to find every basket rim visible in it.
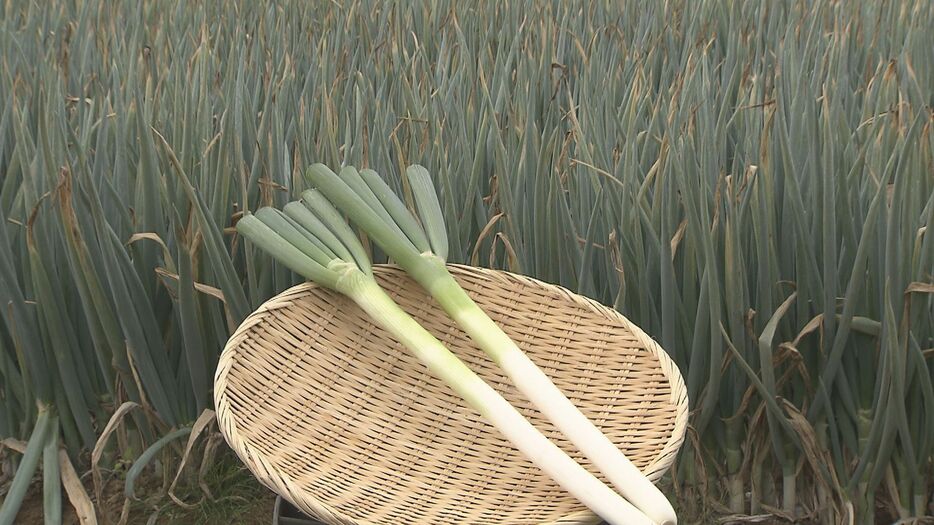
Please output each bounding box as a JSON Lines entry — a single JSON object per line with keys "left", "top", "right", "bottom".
{"left": 214, "top": 263, "right": 689, "bottom": 525}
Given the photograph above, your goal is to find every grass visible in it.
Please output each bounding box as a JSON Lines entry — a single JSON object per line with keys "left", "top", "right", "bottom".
{"left": 148, "top": 451, "right": 274, "bottom": 525}
{"left": 11, "top": 443, "right": 275, "bottom": 525}
{"left": 0, "top": 0, "right": 932, "bottom": 523}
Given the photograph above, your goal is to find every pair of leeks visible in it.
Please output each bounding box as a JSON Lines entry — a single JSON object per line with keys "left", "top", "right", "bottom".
{"left": 237, "top": 163, "right": 676, "bottom": 525}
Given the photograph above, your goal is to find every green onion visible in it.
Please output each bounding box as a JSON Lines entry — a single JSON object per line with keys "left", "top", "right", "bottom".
{"left": 305, "top": 163, "right": 678, "bottom": 525}
{"left": 0, "top": 409, "right": 52, "bottom": 524}
{"left": 237, "top": 205, "right": 655, "bottom": 525}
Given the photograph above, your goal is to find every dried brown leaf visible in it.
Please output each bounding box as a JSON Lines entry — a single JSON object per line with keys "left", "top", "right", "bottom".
{"left": 60, "top": 448, "right": 99, "bottom": 525}
{"left": 168, "top": 409, "right": 217, "bottom": 508}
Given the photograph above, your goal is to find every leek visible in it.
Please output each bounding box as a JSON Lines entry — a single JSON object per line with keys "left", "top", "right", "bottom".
{"left": 305, "top": 163, "right": 678, "bottom": 525}
{"left": 237, "top": 199, "right": 655, "bottom": 525}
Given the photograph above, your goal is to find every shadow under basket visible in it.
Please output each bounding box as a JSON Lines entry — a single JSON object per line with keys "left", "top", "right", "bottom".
{"left": 274, "top": 495, "right": 327, "bottom": 525}
{"left": 217, "top": 264, "right": 689, "bottom": 525}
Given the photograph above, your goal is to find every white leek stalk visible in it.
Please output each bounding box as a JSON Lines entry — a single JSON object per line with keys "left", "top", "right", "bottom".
{"left": 237, "top": 202, "right": 654, "bottom": 525}
{"left": 305, "top": 163, "right": 677, "bottom": 525}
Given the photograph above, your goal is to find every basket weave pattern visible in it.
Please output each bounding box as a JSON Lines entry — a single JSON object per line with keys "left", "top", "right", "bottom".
{"left": 215, "top": 265, "right": 688, "bottom": 525}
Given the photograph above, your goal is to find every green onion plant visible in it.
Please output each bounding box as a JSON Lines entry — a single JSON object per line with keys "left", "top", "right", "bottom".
{"left": 305, "top": 163, "right": 677, "bottom": 524}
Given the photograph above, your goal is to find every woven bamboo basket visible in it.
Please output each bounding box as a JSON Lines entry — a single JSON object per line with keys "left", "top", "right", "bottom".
{"left": 215, "top": 264, "right": 688, "bottom": 525}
